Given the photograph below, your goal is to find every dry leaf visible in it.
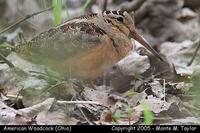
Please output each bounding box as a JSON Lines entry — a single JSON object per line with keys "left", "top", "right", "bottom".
{"left": 135, "top": 95, "right": 171, "bottom": 114}
{"left": 36, "top": 110, "right": 78, "bottom": 125}
{"left": 159, "top": 40, "right": 200, "bottom": 75}
{"left": 0, "top": 100, "right": 28, "bottom": 125}
{"left": 18, "top": 98, "right": 55, "bottom": 117}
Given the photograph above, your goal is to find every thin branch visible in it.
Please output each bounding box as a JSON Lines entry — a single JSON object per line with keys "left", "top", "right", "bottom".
{"left": 0, "top": 6, "right": 53, "bottom": 35}
{"left": 140, "top": 116, "right": 173, "bottom": 121}
{"left": 71, "top": 96, "right": 94, "bottom": 125}
{"left": 77, "top": 102, "right": 93, "bottom": 125}
{"left": 57, "top": 100, "right": 105, "bottom": 106}
{"left": 6, "top": 94, "right": 23, "bottom": 100}
{"left": 0, "top": 52, "right": 15, "bottom": 68}
{"left": 187, "top": 39, "right": 200, "bottom": 66}
{"left": 163, "top": 79, "right": 166, "bottom": 101}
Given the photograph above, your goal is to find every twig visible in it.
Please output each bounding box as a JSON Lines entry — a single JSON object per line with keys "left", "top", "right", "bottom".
{"left": 70, "top": 96, "right": 93, "bottom": 125}
{"left": 140, "top": 116, "right": 173, "bottom": 121}
{"left": 57, "top": 100, "right": 104, "bottom": 106}
{"left": 0, "top": 52, "right": 15, "bottom": 68}
{"left": 0, "top": 6, "right": 53, "bottom": 35}
{"left": 71, "top": 96, "right": 93, "bottom": 125}
{"left": 77, "top": 102, "right": 93, "bottom": 125}
{"left": 187, "top": 39, "right": 200, "bottom": 66}
{"left": 163, "top": 79, "right": 165, "bottom": 101}
{"left": 6, "top": 94, "right": 23, "bottom": 100}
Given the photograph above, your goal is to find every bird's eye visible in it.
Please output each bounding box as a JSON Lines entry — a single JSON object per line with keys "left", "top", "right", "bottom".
{"left": 116, "top": 17, "right": 123, "bottom": 22}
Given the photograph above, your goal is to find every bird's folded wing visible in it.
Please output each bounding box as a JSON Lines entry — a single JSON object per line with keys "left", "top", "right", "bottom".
{"left": 16, "top": 21, "right": 107, "bottom": 60}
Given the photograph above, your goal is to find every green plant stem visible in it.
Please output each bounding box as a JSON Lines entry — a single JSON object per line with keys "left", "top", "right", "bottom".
{"left": 52, "top": 0, "right": 62, "bottom": 25}
{"left": 79, "top": 0, "right": 91, "bottom": 15}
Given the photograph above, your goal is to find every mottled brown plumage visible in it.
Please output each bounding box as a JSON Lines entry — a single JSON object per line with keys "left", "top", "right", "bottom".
{"left": 15, "top": 10, "right": 163, "bottom": 80}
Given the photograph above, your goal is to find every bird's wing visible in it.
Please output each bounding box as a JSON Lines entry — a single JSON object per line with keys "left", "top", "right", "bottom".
{"left": 16, "top": 21, "right": 108, "bottom": 60}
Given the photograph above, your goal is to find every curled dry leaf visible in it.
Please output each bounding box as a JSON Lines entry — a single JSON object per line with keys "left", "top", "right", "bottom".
{"left": 18, "top": 98, "right": 55, "bottom": 117}
{"left": 0, "top": 100, "right": 28, "bottom": 125}
{"left": 159, "top": 40, "right": 200, "bottom": 75}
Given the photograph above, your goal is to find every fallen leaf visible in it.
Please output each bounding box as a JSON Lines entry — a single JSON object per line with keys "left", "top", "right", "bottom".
{"left": 36, "top": 110, "right": 78, "bottom": 125}
{"left": 18, "top": 98, "right": 55, "bottom": 117}
{"left": 135, "top": 95, "right": 171, "bottom": 114}
{"left": 159, "top": 39, "right": 200, "bottom": 76}
{"left": 0, "top": 100, "right": 28, "bottom": 125}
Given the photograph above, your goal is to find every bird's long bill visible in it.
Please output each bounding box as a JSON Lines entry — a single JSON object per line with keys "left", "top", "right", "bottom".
{"left": 131, "top": 29, "right": 164, "bottom": 62}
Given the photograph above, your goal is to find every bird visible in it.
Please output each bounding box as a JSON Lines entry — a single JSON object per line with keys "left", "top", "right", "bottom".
{"left": 15, "top": 10, "right": 164, "bottom": 81}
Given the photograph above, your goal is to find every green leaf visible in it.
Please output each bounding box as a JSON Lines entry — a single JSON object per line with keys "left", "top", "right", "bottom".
{"left": 52, "top": 0, "right": 62, "bottom": 25}
{"left": 141, "top": 100, "right": 154, "bottom": 125}
{"left": 113, "top": 111, "right": 121, "bottom": 121}
{"left": 127, "top": 107, "right": 134, "bottom": 115}
{"left": 113, "top": 111, "right": 121, "bottom": 125}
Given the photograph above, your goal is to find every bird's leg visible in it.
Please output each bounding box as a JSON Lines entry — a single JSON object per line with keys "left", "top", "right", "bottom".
{"left": 103, "top": 71, "right": 110, "bottom": 90}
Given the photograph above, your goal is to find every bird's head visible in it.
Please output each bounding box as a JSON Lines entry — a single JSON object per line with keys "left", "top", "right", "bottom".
{"left": 102, "top": 10, "right": 164, "bottom": 62}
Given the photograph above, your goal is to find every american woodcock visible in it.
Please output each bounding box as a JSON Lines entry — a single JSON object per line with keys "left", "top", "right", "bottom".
{"left": 15, "top": 10, "right": 164, "bottom": 80}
